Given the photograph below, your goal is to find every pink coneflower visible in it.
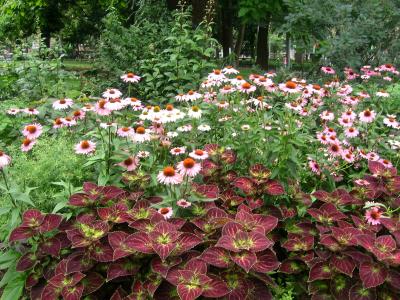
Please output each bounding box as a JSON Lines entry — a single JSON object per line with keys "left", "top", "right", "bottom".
{"left": 359, "top": 109, "right": 376, "bottom": 123}
{"left": 188, "top": 106, "right": 202, "bottom": 119}
{"left": 220, "top": 85, "right": 236, "bottom": 94}
{"left": 175, "top": 93, "right": 186, "bottom": 102}
{"left": 123, "top": 97, "right": 143, "bottom": 110}
{"left": 379, "top": 158, "right": 393, "bottom": 168}
{"left": 358, "top": 91, "right": 370, "bottom": 99}
{"left": 328, "top": 143, "right": 342, "bottom": 157}
{"left": 157, "top": 166, "right": 183, "bottom": 185}
{"left": 308, "top": 160, "right": 321, "bottom": 175}
{"left": 7, "top": 108, "right": 19, "bottom": 115}
{"left": 344, "top": 127, "right": 359, "bottom": 138}
{"left": 0, "top": 151, "right": 11, "bottom": 169}
{"left": 105, "top": 98, "right": 125, "bottom": 111}
{"left": 189, "top": 149, "right": 209, "bottom": 160}
{"left": 22, "top": 123, "right": 43, "bottom": 140}
{"left": 365, "top": 207, "right": 383, "bottom": 225}
{"left": 117, "top": 127, "right": 134, "bottom": 137}
{"left": 230, "top": 75, "right": 246, "bottom": 86}
{"left": 341, "top": 149, "right": 356, "bottom": 163}
{"left": 208, "top": 69, "right": 226, "bottom": 82}
{"left": 366, "top": 152, "right": 380, "bottom": 161}
{"left": 53, "top": 118, "right": 64, "bottom": 129}
{"left": 376, "top": 90, "right": 389, "bottom": 98}
{"left": 170, "top": 147, "right": 186, "bottom": 156}
{"left": 317, "top": 132, "right": 329, "bottom": 145}
{"left": 320, "top": 110, "right": 335, "bottom": 121}
{"left": 355, "top": 179, "right": 370, "bottom": 186}
{"left": 184, "top": 90, "right": 202, "bottom": 101}
{"left": 82, "top": 104, "right": 95, "bottom": 112}
{"left": 132, "top": 126, "right": 151, "bottom": 143}
{"left": 118, "top": 156, "right": 139, "bottom": 171}
{"left": 75, "top": 140, "right": 96, "bottom": 155}
{"left": 216, "top": 101, "right": 229, "bottom": 109}
{"left": 177, "top": 158, "right": 202, "bottom": 177}
{"left": 238, "top": 82, "right": 256, "bottom": 94}
{"left": 95, "top": 99, "right": 111, "bottom": 116}
{"left": 120, "top": 72, "right": 141, "bottom": 83}
{"left": 72, "top": 110, "right": 86, "bottom": 120}
{"left": 158, "top": 207, "right": 173, "bottom": 220}
{"left": 383, "top": 115, "right": 398, "bottom": 128}
{"left": 279, "top": 81, "right": 301, "bottom": 93}
{"left": 52, "top": 98, "right": 73, "bottom": 110}
{"left": 102, "top": 88, "right": 122, "bottom": 99}
{"left": 23, "top": 108, "right": 39, "bottom": 115}
{"left": 177, "top": 199, "right": 191, "bottom": 208}
{"left": 21, "top": 138, "right": 36, "bottom": 152}
{"left": 338, "top": 117, "right": 353, "bottom": 127}
{"left": 100, "top": 122, "right": 117, "bottom": 129}
{"left": 321, "top": 66, "right": 335, "bottom": 74}
{"left": 342, "top": 110, "right": 356, "bottom": 120}
{"left": 222, "top": 66, "right": 239, "bottom": 75}
{"left": 61, "top": 117, "right": 77, "bottom": 127}
{"left": 177, "top": 124, "right": 193, "bottom": 132}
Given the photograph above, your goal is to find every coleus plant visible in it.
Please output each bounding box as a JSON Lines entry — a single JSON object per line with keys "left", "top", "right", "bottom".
{"left": 9, "top": 163, "right": 284, "bottom": 300}
{"left": 281, "top": 161, "right": 400, "bottom": 299}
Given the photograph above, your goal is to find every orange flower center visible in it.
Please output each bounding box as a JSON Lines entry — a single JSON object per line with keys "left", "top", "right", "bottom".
{"left": 26, "top": 125, "right": 37, "bottom": 134}
{"left": 192, "top": 106, "right": 199, "bottom": 112}
{"left": 214, "top": 69, "right": 221, "bottom": 75}
{"left": 23, "top": 139, "right": 31, "bottom": 146}
{"left": 285, "top": 81, "right": 297, "bottom": 89}
{"left": 59, "top": 99, "right": 66, "bottom": 104}
{"left": 242, "top": 82, "right": 251, "bottom": 89}
{"left": 122, "top": 127, "right": 130, "bottom": 132}
{"left": 99, "top": 100, "right": 106, "bottom": 109}
{"left": 127, "top": 73, "right": 134, "bottom": 78}
{"left": 81, "top": 140, "right": 90, "bottom": 149}
{"left": 54, "top": 118, "right": 62, "bottom": 125}
{"left": 73, "top": 111, "right": 81, "bottom": 117}
{"left": 166, "top": 104, "right": 174, "bottom": 111}
{"left": 195, "top": 150, "right": 204, "bottom": 156}
{"left": 223, "top": 85, "right": 232, "bottom": 90}
{"left": 313, "top": 84, "right": 321, "bottom": 90}
{"left": 183, "top": 158, "right": 195, "bottom": 168}
{"left": 188, "top": 91, "right": 194, "bottom": 95}
{"left": 124, "top": 158, "right": 133, "bottom": 165}
{"left": 65, "top": 117, "right": 72, "bottom": 122}
{"left": 136, "top": 127, "right": 146, "bottom": 134}
{"left": 236, "top": 76, "right": 243, "bottom": 80}
{"left": 163, "top": 167, "right": 175, "bottom": 177}
{"left": 364, "top": 110, "right": 371, "bottom": 117}
{"left": 130, "top": 97, "right": 138, "bottom": 102}
{"left": 160, "top": 207, "right": 170, "bottom": 215}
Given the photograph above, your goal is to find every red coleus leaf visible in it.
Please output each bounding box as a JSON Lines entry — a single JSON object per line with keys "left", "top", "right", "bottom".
{"left": 127, "top": 281, "right": 148, "bottom": 299}
{"left": 201, "top": 247, "right": 231, "bottom": 268}
{"left": 343, "top": 250, "right": 373, "bottom": 264}
{"left": 107, "top": 258, "right": 139, "bottom": 281}
{"left": 39, "top": 214, "right": 63, "bottom": 233}
{"left": 356, "top": 234, "right": 375, "bottom": 252}
{"left": 125, "top": 232, "right": 153, "bottom": 254}
{"left": 375, "top": 235, "right": 396, "bottom": 253}
{"left": 387, "top": 269, "right": 400, "bottom": 290}
{"left": 359, "top": 262, "right": 388, "bottom": 288}
{"left": 264, "top": 180, "right": 285, "bottom": 195}
{"left": 216, "top": 230, "right": 272, "bottom": 252}
{"left": 16, "top": 252, "right": 37, "bottom": 271}
{"left": 110, "top": 287, "right": 128, "bottom": 300}
{"left": 9, "top": 226, "right": 35, "bottom": 242}
{"left": 192, "top": 183, "right": 219, "bottom": 199}
{"left": 331, "top": 227, "right": 360, "bottom": 246}
{"left": 81, "top": 272, "right": 104, "bottom": 296}
{"left": 233, "top": 177, "right": 256, "bottom": 195}
{"left": 151, "top": 257, "right": 182, "bottom": 277}
{"left": 152, "top": 242, "right": 176, "bottom": 261}
{"left": 39, "top": 236, "right": 61, "bottom": 257}
{"left": 252, "top": 249, "right": 280, "bottom": 273}
{"left": 61, "top": 284, "right": 84, "bottom": 300}
{"left": 173, "top": 233, "right": 202, "bottom": 255}
{"left": 200, "top": 159, "right": 219, "bottom": 177}
{"left": 278, "top": 259, "right": 304, "bottom": 274}
{"left": 176, "top": 283, "right": 202, "bottom": 300}
{"left": 221, "top": 221, "right": 244, "bottom": 236}
{"left": 330, "top": 255, "right": 356, "bottom": 277}
{"left": 230, "top": 250, "right": 257, "bottom": 273}
{"left": 308, "top": 261, "right": 333, "bottom": 282}
{"left": 319, "top": 234, "right": 342, "bottom": 251}
{"left": 249, "top": 164, "right": 271, "bottom": 181}
{"left": 108, "top": 231, "right": 135, "bottom": 260}
{"left": 21, "top": 209, "right": 45, "bottom": 227}
{"left": 97, "top": 203, "right": 130, "bottom": 223}
{"left": 68, "top": 193, "right": 93, "bottom": 207}
{"left": 40, "top": 284, "right": 61, "bottom": 300}
{"left": 368, "top": 161, "right": 396, "bottom": 177}
{"left": 282, "top": 234, "right": 314, "bottom": 252}
{"left": 221, "top": 149, "right": 236, "bottom": 164}
{"left": 349, "top": 283, "right": 377, "bottom": 300}
{"left": 202, "top": 276, "right": 230, "bottom": 298}
{"left": 48, "top": 272, "right": 86, "bottom": 288}
{"left": 90, "top": 241, "right": 114, "bottom": 262}
{"left": 307, "top": 203, "right": 347, "bottom": 223}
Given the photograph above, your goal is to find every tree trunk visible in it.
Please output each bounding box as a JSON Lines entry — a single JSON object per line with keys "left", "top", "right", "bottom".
{"left": 234, "top": 23, "right": 246, "bottom": 66}
{"left": 220, "top": 0, "right": 233, "bottom": 57}
{"left": 191, "top": 0, "right": 207, "bottom": 27}
{"left": 255, "top": 13, "right": 271, "bottom": 70}
{"left": 166, "top": 0, "right": 179, "bottom": 10}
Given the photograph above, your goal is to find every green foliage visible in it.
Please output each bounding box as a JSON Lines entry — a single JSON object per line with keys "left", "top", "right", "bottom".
{"left": 0, "top": 134, "right": 91, "bottom": 212}
{"left": 98, "top": 6, "right": 219, "bottom": 101}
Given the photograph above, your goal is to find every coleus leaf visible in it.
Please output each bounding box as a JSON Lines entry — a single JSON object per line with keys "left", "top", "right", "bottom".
{"left": 282, "top": 234, "right": 314, "bottom": 252}
{"left": 230, "top": 250, "right": 257, "bottom": 273}
{"left": 90, "top": 241, "right": 114, "bottom": 262}
{"left": 21, "top": 209, "right": 45, "bottom": 227}
{"left": 201, "top": 247, "right": 231, "bottom": 268}
{"left": 251, "top": 249, "right": 280, "bottom": 273}
{"left": 185, "top": 258, "right": 208, "bottom": 274}
{"left": 68, "top": 193, "right": 92, "bottom": 207}
{"left": 278, "top": 259, "right": 304, "bottom": 274}
{"left": 107, "top": 258, "right": 139, "bottom": 281}
{"left": 202, "top": 276, "right": 230, "bottom": 298}
{"left": 330, "top": 255, "right": 356, "bottom": 277}
{"left": 172, "top": 233, "right": 203, "bottom": 256}
{"left": 39, "top": 214, "right": 63, "bottom": 233}
{"left": 359, "top": 262, "right": 388, "bottom": 288}
{"left": 264, "top": 180, "right": 285, "bottom": 195}
{"left": 108, "top": 231, "right": 135, "bottom": 260}
{"left": 124, "top": 232, "right": 153, "bottom": 254}
{"left": 233, "top": 177, "right": 256, "bottom": 195}
{"left": 176, "top": 283, "right": 202, "bottom": 300}
{"left": 81, "top": 272, "right": 104, "bottom": 296}
{"left": 48, "top": 272, "right": 86, "bottom": 288}
{"left": 39, "top": 236, "right": 62, "bottom": 257}
{"left": 151, "top": 256, "right": 182, "bottom": 278}
{"left": 9, "top": 226, "right": 35, "bottom": 242}
{"left": 16, "top": 252, "right": 37, "bottom": 271}
{"left": 192, "top": 183, "right": 219, "bottom": 199}
{"left": 127, "top": 281, "right": 149, "bottom": 299}
{"left": 308, "top": 261, "right": 333, "bottom": 282}
{"left": 348, "top": 283, "right": 377, "bottom": 300}
{"left": 61, "top": 284, "right": 84, "bottom": 300}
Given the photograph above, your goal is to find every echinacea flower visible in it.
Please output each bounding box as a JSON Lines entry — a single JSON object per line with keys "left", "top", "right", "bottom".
{"left": 365, "top": 207, "right": 383, "bottom": 225}
{"left": 53, "top": 118, "right": 64, "bottom": 129}
{"left": 308, "top": 160, "right": 321, "bottom": 175}
{"left": 23, "top": 108, "right": 39, "bottom": 115}
{"left": 157, "top": 166, "right": 183, "bottom": 185}
{"left": 188, "top": 106, "right": 202, "bottom": 119}
{"left": 238, "top": 82, "right": 256, "bottom": 94}
{"left": 72, "top": 110, "right": 86, "bottom": 120}
{"left": 75, "top": 140, "right": 96, "bottom": 155}
{"left": 158, "top": 207, "right": 173, "bottom": 220}
{"left": 82, "top": 104, "right": 95, "bottom": 112}
{"left": 22, "top": 123, "right": 43, "bottom": 140}
{"left": 7, "top": 108, "right": 19, "bottom": 115}
{"left": 279, "top": 81, "right": 302, "bottom": 93}
{"left": 321, "top": 66, "right": 335, "bottom": 74}
{"left": 102, "top": 88, "right": 122, "bottom": 99}
{"left": 120, "top": 72, "right": 141, "bottom": 83}
{"left": 117, "top": 127, "right": 134, "bottom": 138}
{"left": 105, "top": 98, "right": 125, "bottom": 111}
{"left": 376, "top": 90, "right": 389, "bottom": 97}
{"left": 170, "top": 147, "right": 186, "bottom": 156}
{"left": 132, "top": 126, "right": 151, "bottom": 143}
{"left": 21, "top": 138, "right": 36, "bottom": 152}
{"left": 328, "top": 143, "right": 342, "bottom": 157}
{"left": 177, "top": 199, "right": 191, "bottom": 208}
{"left": 100, "top": 122, "right": 117, "bottom": 129}
{"left": 184, "top": 90, "right": 202, "bottom": 101}
{"left": 197, "top": 124, "right": 211, "bottom": 132}
{"left": 379, "top": 158, "right": 393, "bottom": 168}
{"left": 95, "top": 99, "right": 111, "bottom": 116}
{"left": 61, "top": 117, "right": 77, "bottom": 127}
{"left": 320, "top": 110, "right": 335, "bottom": 121}
{"left": 359, "top": 109, "right": 376, "bottom": 123}
{"left": 189, "top": 149, "right": 209, "bottom": 160}
{"left": 222, "top": 66, "right": 239, "bottom": 75}
{"left": 383, "top": 115, "right": 398, "bottom": 128}
{"left": 0, "top": 151, "right": 11, "bottom": 169}
{"left": 177, "top": 158, "right": 202, "bottom": 177}
{"left": 344, "top": 127, "right": 359, "bottom": 138}
{"left": 118, "top": 156, "right": 139, "bottom": 171}
{"left": 52, "top": 98, "right": 74, "bottom": 110}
